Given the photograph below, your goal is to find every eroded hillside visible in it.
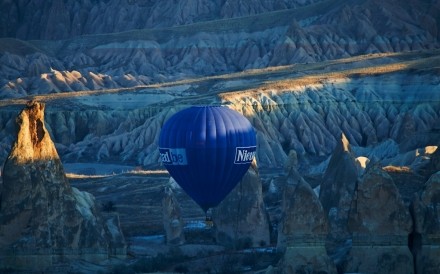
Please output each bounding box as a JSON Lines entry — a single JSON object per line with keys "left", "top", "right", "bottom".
{"left": 1, "top": 0, "right": 439, "bottom": 98}
{"left": 0, "top": 50, "right": 439, "bottom": 175}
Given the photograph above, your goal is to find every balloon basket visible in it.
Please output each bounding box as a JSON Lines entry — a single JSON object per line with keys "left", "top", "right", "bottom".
{"left": 204, "top": 218, "right": 214, "bottom": 228}
{"left": 204, "top": 209, "right": 214, "bottom": 228}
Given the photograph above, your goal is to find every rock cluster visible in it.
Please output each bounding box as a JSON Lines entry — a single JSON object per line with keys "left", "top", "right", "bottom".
{"left": 410, "top": 172, "right": 440, "bottom": 274}
{"left": 0, "top": 101, "right": 125, "bottom": 271}
{"left": 276, "top": 132, "right": 440, "bottom": 273}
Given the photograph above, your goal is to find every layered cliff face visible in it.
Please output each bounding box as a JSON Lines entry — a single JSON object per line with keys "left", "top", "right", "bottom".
{"left": 0, "top": 101, "right": 125, "bottom": 270}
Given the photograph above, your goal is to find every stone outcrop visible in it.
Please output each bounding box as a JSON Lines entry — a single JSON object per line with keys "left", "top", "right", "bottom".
{"left": 162, "top": 185, "right": 185, "bottom": 245}
{"left": 213, "top": 160, "right": 270, "bottom": 248}
{"left": 410, "top": 171, "right": 440, "bottom": 274}
{"left": 277, "top": 167, "right": 336, "bottom": 274}
{"left": 319, "top": 133, "right": 359, "bottom": 242}
{"left": 345, "top": 164, "right": 414, "bottom": 274}
{"left": 0, "top": 101, "right": 125, "bottom": 271}
{"left": 419, "top": 145, "right": 440, "bottom": 181}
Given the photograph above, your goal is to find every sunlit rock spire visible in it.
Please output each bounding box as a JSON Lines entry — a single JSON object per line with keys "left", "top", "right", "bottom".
{"left": 0, "top": 101, "right": 126, "bottom": 270}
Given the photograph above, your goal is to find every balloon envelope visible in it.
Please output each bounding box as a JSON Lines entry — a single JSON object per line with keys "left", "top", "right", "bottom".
{"left": 159, "top": 106, "right": 257, "bottom": 212}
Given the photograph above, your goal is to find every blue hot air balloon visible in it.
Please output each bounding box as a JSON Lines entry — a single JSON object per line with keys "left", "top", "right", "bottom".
{"left": 159, "top": 106, "right": 257, "bottom": 212}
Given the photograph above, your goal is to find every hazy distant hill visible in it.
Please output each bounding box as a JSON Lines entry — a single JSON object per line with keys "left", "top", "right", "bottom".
{"left": 0, "top": 0, "right": 439, "bottom": 98}
{"left": 0, "top": 0, "right": 325, "bottom": 40}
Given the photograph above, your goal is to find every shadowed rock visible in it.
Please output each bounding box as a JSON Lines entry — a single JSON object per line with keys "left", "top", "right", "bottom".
{"left": 277, "top": 167, "right": 336, "bottom": 274}
{"left": 345, "top": 164, "right": 413, "bottom": 274}
{"left": 0, "top": 101, "right": 125, "bottom": 271}
{"left": 419, "top": 146, "right": 440, "bottom": 181}
{"left": 213, "top": 160, "right": 270, "bottom": 248}
{"left": 319, "top": 133, "right": 359, "bottom": 241}
{"left": 410, "top": 171, "right": 440, "bottom": 274}
{"left": 162, "top": 185, "right": 185, "bottom": 245}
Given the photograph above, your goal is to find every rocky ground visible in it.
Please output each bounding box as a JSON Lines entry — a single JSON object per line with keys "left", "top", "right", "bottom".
{"left": 66, "top": 170, "right": 282, "bottom": 273}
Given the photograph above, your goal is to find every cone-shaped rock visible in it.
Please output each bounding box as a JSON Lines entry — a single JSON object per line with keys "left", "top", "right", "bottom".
{"left": 213, "top": 160, "right": 270, "bottom": 248}
{"left": 277, "top": 167, "right": 336, "bottom": 274}
{"left": 162, "top": 185, "right": 185, "bottom": 245}
{"left": 319, "top": 133, "right": 358, "bottom": 215}
{"left": 345, "top": 164, "right": 413, "bottom": 274}
{"left": 410, "top": 171, "right": 440, "bottom": 274}
{"left": 0, "top": 101, "right": 125, "bottom": 270}
{"left": 319, "top": 133, "right": 359, "bottom": 244}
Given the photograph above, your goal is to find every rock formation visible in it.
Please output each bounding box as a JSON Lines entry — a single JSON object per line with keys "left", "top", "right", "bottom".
{"left": 0, "top": 101, "right": 125, "bottom": 271}
{"left": 1, "top": 69, "right": 439, "bottom": 172}
{"left": 345, "top": 164, "right": 414, "bottom": 274}
{"left": 213, "top": 160, "right": 270, "bottom": 248}
{"left": 283, "top": 149, "right": 298, "bottom": 174}
{"left": 319, "top": 133, "right": 359, "bottom": 242}
{"left": 277, "top": 166, "right": 336, "bottom": 274}
{"left": 410, "top": 171, "right": 440, "bottom": 274}
{"left": 162, "top": 185, "right": 185, "bottom": 245}
{"left": 419, "top": 145, "right": 440, "bottom": 181}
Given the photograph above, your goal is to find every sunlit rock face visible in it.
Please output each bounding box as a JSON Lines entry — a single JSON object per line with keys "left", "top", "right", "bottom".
{"left": 411, "top": 172, "right": 440, "bottom": 274}
{"left": 213, "top": 161, "right": 270, "bottom": 248}
{"left": 0, "top": 101, "right": 125, "bottom": 270}
{"left": 345, "top": 164, "right": 413, "bottom": 274}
